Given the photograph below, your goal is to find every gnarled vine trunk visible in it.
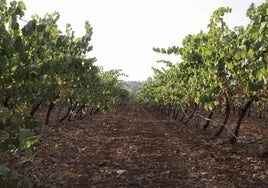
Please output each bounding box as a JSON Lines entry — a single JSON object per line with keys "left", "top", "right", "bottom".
{"left": 203, "top": 111, "right": 214, "bottom": 131}
{"left": 214, "top": 100, "right": 230, "bottom": 137}
{"left": 229, "top": 98, "right": 254, "bottom": 144}
{"left": 45, "top": 101, "right": 55, "bottom": 125}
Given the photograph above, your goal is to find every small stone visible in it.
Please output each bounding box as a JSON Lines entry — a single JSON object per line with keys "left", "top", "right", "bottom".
{"left": 117, "top": 169, "right": 127, "bottom": 175}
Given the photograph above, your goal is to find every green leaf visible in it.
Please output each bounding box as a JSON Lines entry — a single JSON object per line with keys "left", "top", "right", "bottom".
{"left": 226, "top": 62, "right": 234, "bottom": 69}
{"left": 37, "top": 24, "right": 46, "bottom": 32}
{"left": 251, "top": 32, "right": 258, "bottom": 41}
{"left": 18, "top": 1, "right": 26, "bottom": 10}
{"left": 11, "top": 16, "right": 19, "bottom": 30}
{"left": 14, "top": 36, "right": 23, "bottom": 51}
{"left": 259, "top": 22, "right": 267, "bottom": 34}
{"left": 247, "top": 49, "right": 254, "bottom": 58}
{"left": 14, "top": 2, "right": 25, "bottom": 17}
{"left": 234, "top": 52, "right": 240, "bottom": 60}
{"left": 22, "top": 20, "right": 36, "bottom": 36}
{"left": 11, "top": 65, "right": 18, "bottom": 72}
{"left": 18, "top": 129, "right": 38, "bottom": 153}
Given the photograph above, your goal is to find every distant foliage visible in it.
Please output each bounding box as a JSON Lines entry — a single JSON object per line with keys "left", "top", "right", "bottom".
{"left": 125, "top": 77, "right": 153, "bottom": 93}
{"left": 125, "top": 81, "right": 143, "bottom": 93}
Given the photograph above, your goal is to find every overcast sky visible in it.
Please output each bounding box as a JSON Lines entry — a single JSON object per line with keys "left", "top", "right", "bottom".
{"left": 20, "top": 0, "right": 264, "bottom": 81}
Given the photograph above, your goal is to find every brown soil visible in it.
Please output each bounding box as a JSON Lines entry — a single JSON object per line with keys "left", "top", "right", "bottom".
{"left": 2, "top": 100, "right": 268, "bottom": 187}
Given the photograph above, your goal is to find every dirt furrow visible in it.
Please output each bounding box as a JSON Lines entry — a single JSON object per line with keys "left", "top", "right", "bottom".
{"left": 1, "top": 100, "right": 267, "bottom": 187}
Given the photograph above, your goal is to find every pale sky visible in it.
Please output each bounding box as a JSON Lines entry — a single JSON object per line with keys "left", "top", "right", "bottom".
{"left": 19, "top": 0, "right": 264, "bottom": 81}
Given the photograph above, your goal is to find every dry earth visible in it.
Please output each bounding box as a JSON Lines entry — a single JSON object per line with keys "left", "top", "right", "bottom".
{"left": 1, "top": 100, "right": 268, "bottom": 187}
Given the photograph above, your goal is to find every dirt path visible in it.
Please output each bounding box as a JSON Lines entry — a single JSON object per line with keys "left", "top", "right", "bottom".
{"left": 2, "top": 100, "right": 268, "bottom": 187}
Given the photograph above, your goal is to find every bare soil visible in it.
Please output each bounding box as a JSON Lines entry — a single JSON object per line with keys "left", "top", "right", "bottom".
{"left": 2, "top": 100, "right": 268, "bottom": 187}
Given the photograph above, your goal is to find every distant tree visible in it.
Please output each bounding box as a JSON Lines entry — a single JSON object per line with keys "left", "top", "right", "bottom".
{"left": 146, "top": 77, "right": 153, "bottom": 82}
{"left": 125, "top": 81, "right": 143, "bottom": 93}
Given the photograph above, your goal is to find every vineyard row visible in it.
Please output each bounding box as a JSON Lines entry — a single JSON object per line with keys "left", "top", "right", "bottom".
{"left": 137, "top": 2, "right": 268, "bottom": 149}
